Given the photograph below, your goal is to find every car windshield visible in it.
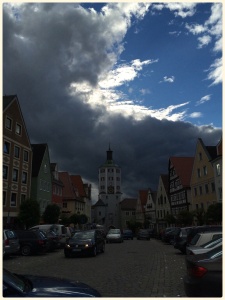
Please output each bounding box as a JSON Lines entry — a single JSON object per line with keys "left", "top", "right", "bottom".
{"left": 72, "top": 231, "right": 95, "bottom": 240}
{"left": 190, "top": 233, "right": 200, "bottom": 245}
{"left": 109, "top": 229, "right": 120, "bottom": 234}
{"left": 3, "top": 269, "right": 26, "bottom": 292}
{"left": 201, "top": 237, "right": 222, "bottom": 249}
{"left": 5, "top": 230, "right": 17, "bottom": 239}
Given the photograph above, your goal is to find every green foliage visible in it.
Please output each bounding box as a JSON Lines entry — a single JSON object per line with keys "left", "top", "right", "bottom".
{"left": 18, "top": 199, "right": 40, "bottom": 229}
{"left": 176, "top": 210, "right": 194, "bottom": 226}
{"left": 69, "top": 213, "right": 88, "bottom": 226}
{"left": 42, "top": 204, "right": 61, "bottom": 224}
{"left": 164, "top": 213, "right": 176, "bottom": 225}
{"left": 194, "top": 209, "right": 206, "bottom": 225}
{"left": 206, "top": 203, "right": 222, "bottom": 223}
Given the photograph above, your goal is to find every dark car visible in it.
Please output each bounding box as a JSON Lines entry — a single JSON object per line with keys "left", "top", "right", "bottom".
{"left": 162, "top": 227, "right": 180, "bottom": 244}
{"left": 174, "top": 227, "right": 193, "bottom": 254}
{"left": 64, "top": 229, "right": 105, "bottom": 257}
{"left": 14, "top": 230, "right": 49, "bottom": 256}
{"left": 3, "top": 229, "right": 20, "bottom": 258}
{"left": 137, "top": 229, "right": 150, "bottom": 240}
{"left": 3, "top": 268, "right": 101, "bottom": 297}
{"left": 29, "top": 228, "right": 60, "bottom": 252}
{"left": 183, "top": 244, "right": 222, "bottom": 297}
{"left": 122, "top": 229, "right": 133, "bottom": 240}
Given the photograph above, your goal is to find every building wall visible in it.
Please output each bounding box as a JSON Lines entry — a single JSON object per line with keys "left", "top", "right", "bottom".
{"left": 190, "top": 140, "right": 217, "bottom": 211}
{"left": 3, "top": 98, "right": 32, "bottom": 226}
{"left": 155, "top": 176, "right": 170, "bottom": 231}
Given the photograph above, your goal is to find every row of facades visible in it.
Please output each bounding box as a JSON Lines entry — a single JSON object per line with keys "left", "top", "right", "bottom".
{"left": 118, "top": 138, "right": 222, "bottom": 231}
{"left": 3, "top": 95, "right": 92, "bottom": 228}
{"left": 3, "top": 95, "right": 222, "bottom": 231}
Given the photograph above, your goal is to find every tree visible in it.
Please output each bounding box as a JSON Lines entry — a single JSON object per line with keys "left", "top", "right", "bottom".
{"left": 69, "top": 214, "right": 80, "bottom": 226}
{"left": 194, "top": 209, "right": 206, "bottom": 225}
{"left": 18, "top": 199, "right": 40, "bottom": 229}
{"left": 206, "top": 203, "right": 222, "bottom": 224}
{"left": 164, "top": 214, "right": 176, "bottom": 226}
{"left": 176, "top": 210, "right": 194, "bottom": 226}
{"left": 42, "top": 204, "right": 61, "bottom": 224}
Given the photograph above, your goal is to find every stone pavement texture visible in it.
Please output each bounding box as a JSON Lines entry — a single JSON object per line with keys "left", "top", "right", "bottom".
{"left": 3, "top": 238, "right": 187, "bottom": 297}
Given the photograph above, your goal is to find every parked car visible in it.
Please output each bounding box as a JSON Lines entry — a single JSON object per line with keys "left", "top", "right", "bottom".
{"left": 14, "top": 230, "right": 49, "bottom": 256}
{"left": 122, "top": 229, "right": 133, "bottom": 240}
{"left": 186, "top": 231, "right": 222, "bottom": 254}
{"left": 137, "top": 229, "right": 150, "bottom": 240}
{"left": 3, "top": 229, "right": 20, "bottom": 258}
{"left": 173, "top": 227, "right": 193, "bottom": 254}
{"left": 29, "top": 228, "right": 60, "bottom": 252}
{"left": 64, "top": 229, "right": 105, "bottom": 257}
{"left": 183, "top": 244, "right": 222, "bottom": 297}
{"left": 162, "top": 227, "right": 180, "bottom": 244}
{"left": 187, "top": 237, "right": 222, "bottom": 255}
{"left": 3, "top": 268, "right": 101, "bottom": 297}
{"left": 29, "top": 224, "right": 68, "bottom": 247}
{"left": 186, "top": 225, "right": 222, "bottom": 247}
{"left": 106, "top": 229, "right": 123, "bottom": 243}
{"left": 161, "top": 227, "right": 177, "bottom": 242}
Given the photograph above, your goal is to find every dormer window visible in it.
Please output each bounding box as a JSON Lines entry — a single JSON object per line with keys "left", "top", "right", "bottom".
{"left": 5, "top": 117, "right": 12, "bottom": 130}
{"left": 16, "top": 123, "right": 22, "bottom": 135}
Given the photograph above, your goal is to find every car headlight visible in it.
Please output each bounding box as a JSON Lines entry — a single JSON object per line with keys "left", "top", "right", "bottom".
{"left": 65, "top": 244, "right": 71, "bottom": 248}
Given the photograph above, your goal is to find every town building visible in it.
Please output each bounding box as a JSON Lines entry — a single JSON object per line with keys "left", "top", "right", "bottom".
{"left": 97, "top": 146, "right": 122, "bottom": 229}
{"left": 211, "top": 138, "right": 222, "bottom": 203}
{"left": 135, "top": 190, "right": 148, "bottom": 226}
{"left": 31, "top": 143, "right": 52, "bottom": 215}
{"left": 119, "top": 198, "right": 137, "bottom": 229}
{"left": 3, "top": 95, "right": 33, "bottom": 228}
{"left": 155, "top": 174, "right": 170, "bottom": 232}
{"left": 168, "top": 156, "right": 194, "bottom": 216}
{"left": 51, "top": 163, "right": 64, "bottom": 209}
{"left": 190, "top": 138, "right": 218, "bottom": 212}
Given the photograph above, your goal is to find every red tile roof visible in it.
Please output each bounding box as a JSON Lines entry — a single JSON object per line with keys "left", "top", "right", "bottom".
{"left": 120, "top": 198, "right": 137, "bottom": 210}
{"left": 58, "top": 172, "right": 76, "bottom": 200}
{"left": 170, "top": 157, "right": 194, "bottom": 187}
{"left": 70, "top": 175, "right": 87, "bottom": 197}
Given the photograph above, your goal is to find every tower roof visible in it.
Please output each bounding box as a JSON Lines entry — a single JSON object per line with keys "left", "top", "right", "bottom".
{"left": 100, "top": 146, "right": 119, "bottom": 167}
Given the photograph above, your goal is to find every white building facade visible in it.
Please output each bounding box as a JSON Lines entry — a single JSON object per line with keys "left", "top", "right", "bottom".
{"left": 98, "top": 146, "right": 122, "bottom": 229}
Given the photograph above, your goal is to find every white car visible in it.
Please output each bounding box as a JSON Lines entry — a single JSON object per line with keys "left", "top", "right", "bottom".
{"left": 186, "top": 237, "right": 222, "bottom": 255}
{"left": 186, "top": 231, "right": 222, "bottom": 255}
{"left": 106, "top": 229, "right": 123, "bottom": 243}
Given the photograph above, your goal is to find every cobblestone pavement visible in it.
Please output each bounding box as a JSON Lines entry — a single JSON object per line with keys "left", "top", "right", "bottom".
{"left": 3, "top": 238, "right": 187, "bottom": 297}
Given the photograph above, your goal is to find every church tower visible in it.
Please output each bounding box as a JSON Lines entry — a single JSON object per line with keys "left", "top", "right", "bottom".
{"left": 98, "top": 145, "right": 122, "bottom": 229}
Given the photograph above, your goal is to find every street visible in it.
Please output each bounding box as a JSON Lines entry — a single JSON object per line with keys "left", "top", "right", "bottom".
{"left": 3, "top": 238, "right": 187, "bottom": 297}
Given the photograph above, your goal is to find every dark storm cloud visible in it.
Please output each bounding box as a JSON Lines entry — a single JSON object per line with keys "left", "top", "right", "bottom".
{"left": 3, "top": 3, "right": 221, "bottom": 200}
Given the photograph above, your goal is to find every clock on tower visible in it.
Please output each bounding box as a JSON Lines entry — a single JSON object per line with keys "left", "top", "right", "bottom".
{"left": 108, "top": 186, "right": 114, "bottom": 194}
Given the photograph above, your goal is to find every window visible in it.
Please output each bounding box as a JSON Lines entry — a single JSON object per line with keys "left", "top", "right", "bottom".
{"left": 10, "top": 193, "right": 17, "bottom": 207}
{"left": 211, "top": 182, "right": 215, "bottom": 192}
{"left": 199, "top": 152, "right": 202, "bottom": 160}
{"left": 197, "top": 168, "right": 201, "bottom": 178}
{"left": 98, "top": 211, "right": 101, "bottom": 216}
{"left": 16, "top": 123, "right": 22, "bottom": 135}
{"left": 216, "top": 163, "right": 221, "bottom": 176}
{"left": 4, "top": 141, "right": 10, "bottom": 154}
{"left": 203, "top": 166, "right": 207, "bottom": 176}
{"left": 3, "top": 165, "right": 8, "bottom": 179}
{"left": 12, "top": 169, "right": 19, "bottom": 182}
{"left": 63, "top": 202, "right": 67, "bottom": 208}
{"left": 21, "top": 194, "right": 26, "bottom": 203}
{"left": 194, "top": 188, "right": 197, "bottom": 196}
{"left": 14, "top": 146, "right": 20, "bottom": 158}
{"left": 205, "top": 184, "right": 209, "bottom": 194}
{"left": 3, "top": 191, "right": 6, "bottom": 206}
{"left": 24, "top": 150, "right": 29, "bottom": 162}
{"left": 196, "top": 204, "right": 198, "bottom": 210}
{"left": 5, "top": 117, "right": 12, "bottom": 130}
{"left": 22, "top": 172, "right": 27, "bottom": 184}
{"left": 199, "top": 186, "right": 202, "bottom": 195}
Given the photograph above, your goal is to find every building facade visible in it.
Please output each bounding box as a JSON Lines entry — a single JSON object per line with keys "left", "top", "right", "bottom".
{"left": 98, "top": 146, "right": 122, "bottom": 229}
{"left": 3, "top": 95, "right": 33, "bottom": 228}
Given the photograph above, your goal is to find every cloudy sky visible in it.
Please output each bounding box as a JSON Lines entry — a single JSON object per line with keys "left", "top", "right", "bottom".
{"left": 3, "top": 2, "right": 222, "bottom": 202}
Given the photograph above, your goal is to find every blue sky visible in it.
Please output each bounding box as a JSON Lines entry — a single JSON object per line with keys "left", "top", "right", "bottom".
{"left": 3, "top": 2, "right": 222, "bottom": 199}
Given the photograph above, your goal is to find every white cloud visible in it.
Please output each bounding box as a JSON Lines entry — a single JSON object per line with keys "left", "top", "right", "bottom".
{"left": 189, "top": 112, "right": 203, "bottom": 118}
{"left": 140, "top": 88, "right": 151, "bottom": 95}
{"left": 195, "top": 95, "right": 211, "bottom": 106}
{"left": 197, "top": 35, "right": 212, "bottom": 48}
{"left": 152, "top": 3, "right": 196, "bottom": 18}
{"left": 160, "top": 76, "right": 175, "bottom": 83}
{"left": 206, "top": 58, "right": 222, "bottom": 86}
{"left": 185, "top": 23, "right": 207, "bottom": 35}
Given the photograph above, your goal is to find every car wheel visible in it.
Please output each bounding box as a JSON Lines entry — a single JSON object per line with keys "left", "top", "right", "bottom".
{"left": 92, "top": 246, "right": 97, "bottom": 257}
{"left": 21, "top": 245, "right": 31, "bottom": 256}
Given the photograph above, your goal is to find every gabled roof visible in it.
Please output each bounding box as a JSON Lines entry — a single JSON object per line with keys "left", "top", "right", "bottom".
{"left": 160, "top": 174, "right": 169, "bottom": 196}
{"left": 139, "top": 190, "right": 149, "bottom": 206}
{"left": 169, "top": 157, "right": 194, "bottom": 187}
{"left": 58, "top": 172, "right": 76, "bottom": 200}
{"left": 3, "top": 95, "right": 17, "bottom": 110}
{"left": 70, "top": 175, "right": 87, "bottom": 198}
{"left": 31, "top": 144, "right": 48, "bottom": 177}
{"left": 92, "top": 199, "right": 106, "bottom": 207}
{"left": 120, "top": 198, "right": 137, "bottom": 210}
